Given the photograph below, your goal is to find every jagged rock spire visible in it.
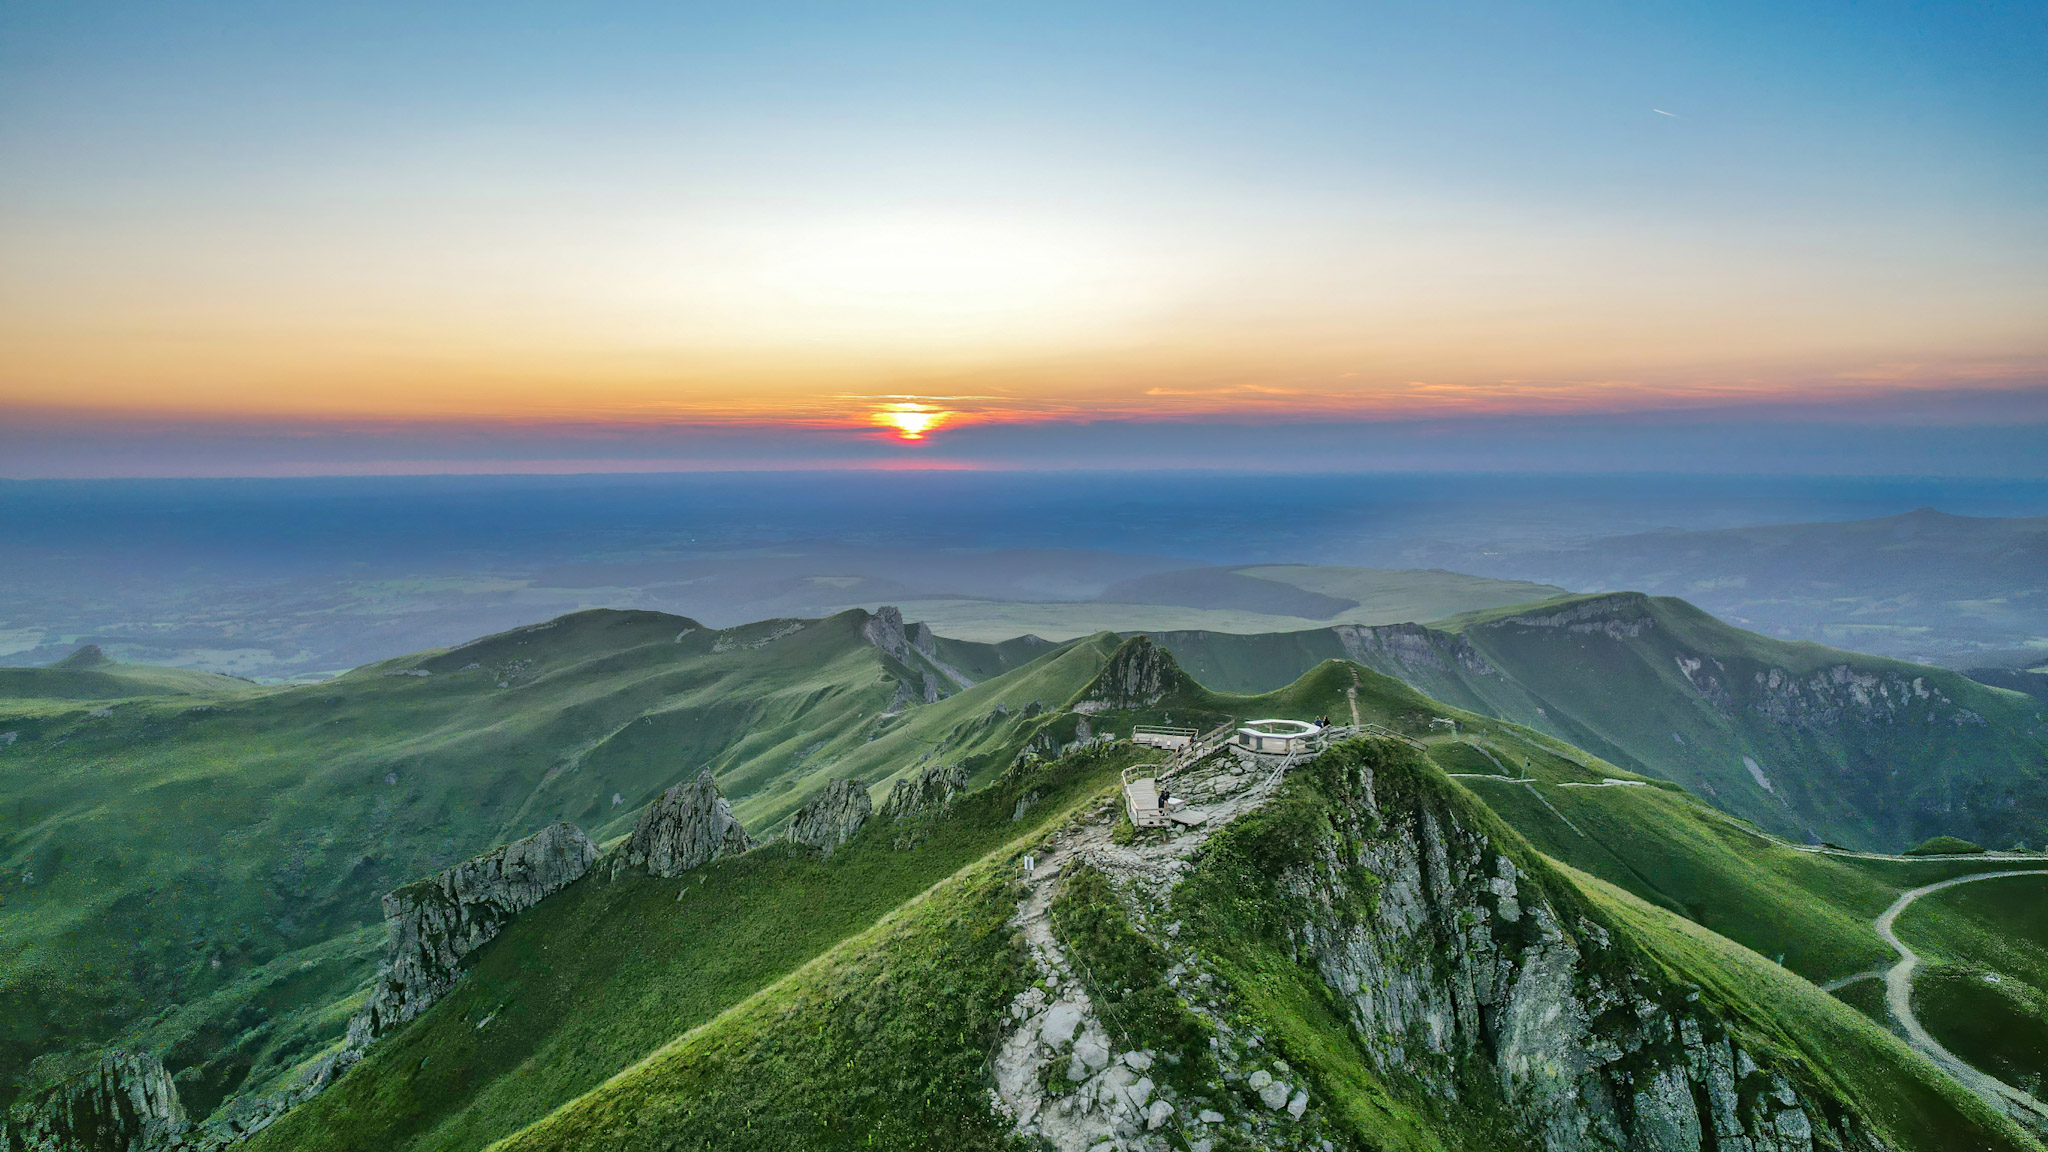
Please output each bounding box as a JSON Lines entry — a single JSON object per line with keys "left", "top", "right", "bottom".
{"left": 879, "top": 762, "right": 967, "bottom": 820}
{"left": 786, "top": 779, "right": 873, "bottom": 855}
{"left": 625, "top": 770, "right": 757, "bottom": 878}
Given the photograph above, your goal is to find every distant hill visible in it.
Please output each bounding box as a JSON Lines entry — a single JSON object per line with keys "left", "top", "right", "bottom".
{"left": 0, "top": 644, "right": 267, "bottom": 703}
{"left": 1144, "top": 592, "right": 2048, "bottom": 853}
{"left": 874, "top": 565, "right": 1567, "bottom": 641}
{"left": 1424, "top": 508, "right": 2048, "bottom": 666}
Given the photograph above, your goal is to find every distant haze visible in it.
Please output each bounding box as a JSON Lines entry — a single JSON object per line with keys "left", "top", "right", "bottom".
{"left": 3, "top": 471, "right": 2044, "bottom": 678}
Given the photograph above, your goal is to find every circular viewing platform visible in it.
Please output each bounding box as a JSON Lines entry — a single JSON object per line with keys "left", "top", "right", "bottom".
{"left": 1233, "top": 718, "right": 1325, "bottom": 754}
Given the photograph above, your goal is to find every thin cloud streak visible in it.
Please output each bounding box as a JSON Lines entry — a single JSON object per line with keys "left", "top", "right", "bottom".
{"left": 5, "top": 384, "right": 2043, "bottom": 478}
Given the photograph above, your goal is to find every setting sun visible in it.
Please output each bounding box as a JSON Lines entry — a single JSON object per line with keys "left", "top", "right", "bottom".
{"left": 873, "top": 402, "right": 950, "bottom": 441}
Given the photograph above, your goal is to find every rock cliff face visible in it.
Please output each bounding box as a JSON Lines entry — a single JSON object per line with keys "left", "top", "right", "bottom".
{"left": 1077, "top": 636, "right": 1178, "bottom": 711}
{"left": 786, "top": 779, "right": 873, "bottom": 855}
{"left": 1331, "top": 621, "right": 1499, "bottom": 676}
{"left": 624, "top": 771, "right": 756, "bottom": 878}
{"left": 347, "top": 822, "right": 598, "bottom": 1049}
{"left": 879, "top": 762, "right": 967, "bottom": 820}
{"left": 1283, "top": 746, "right": 1882, "bottom": 1151}
{"left": 1671, "top": 656, "right": 1987, "bottom": 731}
{"left": 2, "top": 1052, "right": 189, "bottom": 1152}
{"left": 861, "top": 608, "right": 971, "bottom": 699}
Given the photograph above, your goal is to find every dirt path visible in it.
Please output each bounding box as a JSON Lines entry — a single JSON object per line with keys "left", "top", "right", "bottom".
{"left": 1873, "top": 869, "right": 2048, "bottom": 1126}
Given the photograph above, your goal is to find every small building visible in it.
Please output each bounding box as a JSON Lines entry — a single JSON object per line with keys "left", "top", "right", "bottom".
{"left": 1232, "top": 718, "right": 1324, "bottom": 755}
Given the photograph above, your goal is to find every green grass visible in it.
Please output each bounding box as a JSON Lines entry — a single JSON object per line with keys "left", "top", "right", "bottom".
{"left": 487, "top": 862, "right": 1032, "bottom": 1152}
{"left": 1913, "top": 967, "right": 2048, "bottom": 1095}
{"left": 20, "top": 604, "right": 2048, "bottom": 1149}
{"left": 251, "top": 746, "right": 1138, "bottom": 1152}
{"left": 208, "top": 672, "right": 2048, "bottom": 1151}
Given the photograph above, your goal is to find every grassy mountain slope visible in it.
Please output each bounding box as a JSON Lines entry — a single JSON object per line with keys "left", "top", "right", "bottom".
{"left": 247, "top": 746, "right": 1140, "bottom": 1152}
{"left": 1076, "top": 638, "right": 2048, "bottom": 992}
{"left": 403, "top": 738, "right": 2030, "bottom": 1152}
{"left": 0, "top": 608, "right": 1101, "bottom": 1115}
{"left": 1145, "top": 592, "right": 2048, "bottom": 851}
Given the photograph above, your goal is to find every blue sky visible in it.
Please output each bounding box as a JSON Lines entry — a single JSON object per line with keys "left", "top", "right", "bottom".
{"left": 2, "top": 1, "right": 2043, "bottom": 475}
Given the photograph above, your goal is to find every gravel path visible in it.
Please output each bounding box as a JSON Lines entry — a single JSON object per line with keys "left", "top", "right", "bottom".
{"left": 1874, "top": 869, "right": 2048, "bottom": 1126}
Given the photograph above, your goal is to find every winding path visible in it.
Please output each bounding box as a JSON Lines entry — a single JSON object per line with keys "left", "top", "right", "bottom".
{"left": 1873, "top": 869, "right": 2048, "bottom": 1126}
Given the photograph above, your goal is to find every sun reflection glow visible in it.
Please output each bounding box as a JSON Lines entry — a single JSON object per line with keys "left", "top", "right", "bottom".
{"left": 872, "top": 401, "right": 950, "bottom": 441}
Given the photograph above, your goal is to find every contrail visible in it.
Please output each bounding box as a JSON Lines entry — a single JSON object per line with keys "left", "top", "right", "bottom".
{"left": 1653, "top": 108, "right": 1678, "bottom": 117}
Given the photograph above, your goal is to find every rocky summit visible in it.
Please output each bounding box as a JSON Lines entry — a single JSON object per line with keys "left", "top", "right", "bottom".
{"left": 784, "top": 778, "right": 872, "bottom": 855}
{"left": 624, "top": 770, "right": 756, "bottom": 877}
{"left": 1077, "top": 635, "right": 1178, "bottom": 711}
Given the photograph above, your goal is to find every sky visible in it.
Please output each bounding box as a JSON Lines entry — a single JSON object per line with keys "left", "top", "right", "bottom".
{"left": 2, "top": 0, "right": 2045, "bottom": 476}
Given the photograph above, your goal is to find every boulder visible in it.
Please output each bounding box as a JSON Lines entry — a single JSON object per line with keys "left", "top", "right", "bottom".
{"left": 786, "top": 779, "right": 873, "bottom": 855}
{"left": 625, "top": 770, "right": 757, "bottom": 878}
{"left": 347, "top": 822, "right": 597, "bottom": 1049}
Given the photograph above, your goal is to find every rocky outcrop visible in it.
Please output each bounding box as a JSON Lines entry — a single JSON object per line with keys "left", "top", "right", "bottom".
{"left": 786, "top": 779, "right": 873, "bottom": 855}
{"left": 1669, "top": 651, "right": 1988, "bottom": 732}
{"left": 879, "top": 762, "right": 967, "bottom": 820}
{"left": 625, "top": 771, "right": 756, "bottom": 878}
{"left": 2, "top": 1052, "right": 190, "bottom": 1152}
{"left": 1076, "top": 636, "right": 1178, "bottom": 711}
{"left": 862, "top": 606, "right": 914, "bottom": 663}
{"left": 863, "top": 608, "right": 972, "bottom": 697}
{"left": 347, "top": 822, "right": 597, "bottom": 1049}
